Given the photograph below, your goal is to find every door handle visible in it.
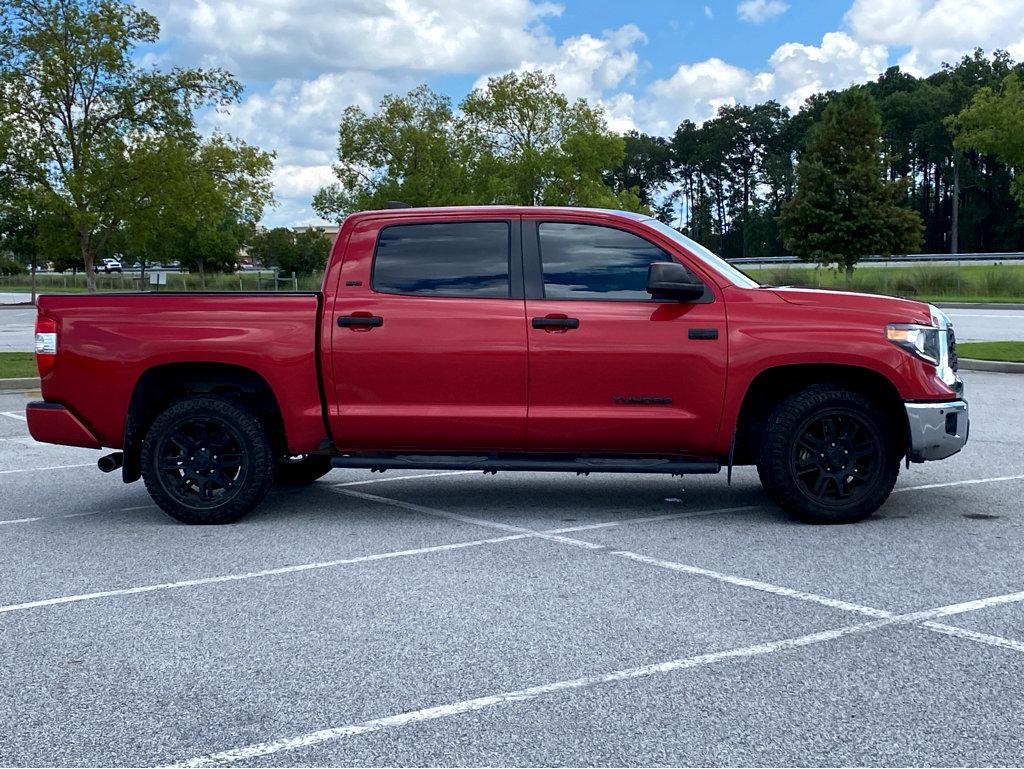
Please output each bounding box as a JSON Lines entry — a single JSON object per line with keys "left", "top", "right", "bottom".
{"left": 532, "top": 316, "right": 580, "bottom": 330}
{"left": 338, "top": 314, "right": 383, "bottom": 328}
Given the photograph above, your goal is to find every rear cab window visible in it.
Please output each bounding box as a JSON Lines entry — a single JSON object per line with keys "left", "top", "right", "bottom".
{"left": 372, "top": 221, "right": 512, "bottom": 298}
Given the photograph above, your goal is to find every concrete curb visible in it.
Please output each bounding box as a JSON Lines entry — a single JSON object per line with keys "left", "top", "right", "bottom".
{"left": 958, "top": 358, "right": 1024, "bottom": 374}
{"left": 0, "top": 303, "right": 35, "bottom": 310}
{"left": 0, "top": 377, "right": 40, "bottom": 391}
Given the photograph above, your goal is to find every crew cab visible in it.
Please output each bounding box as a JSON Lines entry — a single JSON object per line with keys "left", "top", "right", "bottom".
{"left": 26, "top": 206, "right": 968, "bottom": 525}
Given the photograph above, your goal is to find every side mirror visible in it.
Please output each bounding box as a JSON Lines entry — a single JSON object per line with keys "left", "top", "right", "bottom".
{"left": 647, "top": 262, "right": 706, "bottom": 302}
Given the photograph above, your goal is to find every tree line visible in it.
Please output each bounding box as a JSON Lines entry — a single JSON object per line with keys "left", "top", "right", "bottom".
{"left": 320, "top": 51, "right": 1024, "bottom": 269}
{"left": 5, "top": 0, "right": 1024, "bottom": 292}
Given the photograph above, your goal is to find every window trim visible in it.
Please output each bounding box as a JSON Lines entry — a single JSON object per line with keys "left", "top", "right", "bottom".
{"left": 524, "top": 219, "right": 713, "bottom": 304}
{"left": 370, "top": 218, "right": 523, "bottom": 300}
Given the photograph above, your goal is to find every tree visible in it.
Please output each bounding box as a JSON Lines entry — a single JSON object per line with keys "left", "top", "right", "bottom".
{"left": 949, "top": 71, "right": 1024, "bottom": 205}
{"left": 461, "top": 71, "right": 635, "bottom": 209}
{"left": 313, "top": 72, "right": 640, "bottom": 219}
{"left": 116, "top": 135, "right": 275, "bottom": 285}
{"left": 779, "top": 88, "right": 923, "bottom": 276}
{"left": 312, "top": 85, "right": 473, "bottom": 218}
{"left": 0, "top": 0, "right": 243, "bottom": 291}
{"left": 606, "top": 131, "right": 674, "bottom": 217}
{"left": 0, "top": 193, "right": 40, "bottom": 299}
{"left": 291, "top": 228, "right": 332, "bottom": 275}
{"left": 249, "top": 227, "right": 329, "bottom": 276}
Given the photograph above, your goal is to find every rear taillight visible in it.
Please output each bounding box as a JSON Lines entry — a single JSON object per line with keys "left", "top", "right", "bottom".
{"left": 35, "top": 313, "right": 58, "bottom": 377}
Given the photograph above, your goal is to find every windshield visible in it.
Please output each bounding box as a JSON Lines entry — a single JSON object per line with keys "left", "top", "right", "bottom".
{"left": 641, "top": 218, "right": 760, "bottom": 289}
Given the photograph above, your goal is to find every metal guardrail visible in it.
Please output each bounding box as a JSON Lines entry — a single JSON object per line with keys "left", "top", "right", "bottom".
{"left": 729, "top": 252, "right": 1024, "bottom": 265}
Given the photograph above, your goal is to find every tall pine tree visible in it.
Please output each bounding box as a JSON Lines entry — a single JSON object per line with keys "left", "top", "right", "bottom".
{"left": 779, "top": 88, "right": 922, "bottom": 277}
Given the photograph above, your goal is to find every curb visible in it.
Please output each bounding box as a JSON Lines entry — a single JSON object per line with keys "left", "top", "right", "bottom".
{"left": 938, "top": 302, "right": 1024, "bottom": 310}
{"left": 0, "top": 377, "right": 40, "bottom": 391}
{"left": 0, "top": 303, "right": 35, "bottom": 310}
{"left": 958, "top": 358, "right": 1024, "bottom": 374}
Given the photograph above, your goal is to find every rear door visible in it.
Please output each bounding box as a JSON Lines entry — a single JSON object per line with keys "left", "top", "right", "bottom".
{"left": 524, "top": 217, "right": 728, "bottom": 454}
{"left": 326, "top": 215, "right": 528, "bottom": 451}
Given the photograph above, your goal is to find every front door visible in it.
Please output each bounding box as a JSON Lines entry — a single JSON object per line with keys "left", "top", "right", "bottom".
{"left": 524, "top": 218, "right": 728, "bottom": 454}
{"left": 326, "top": 215, "right": 528, "bottom": 451}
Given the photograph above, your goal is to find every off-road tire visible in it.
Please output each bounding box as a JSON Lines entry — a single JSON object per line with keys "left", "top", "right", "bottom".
{"left": 275, "top": 455, "right": 333, "bottom": 485}
{"left": 757, "top": 385, "right": 901, "bottom": 524}
{"left": 141, "top": 396, "right": 275, "bottom": 524}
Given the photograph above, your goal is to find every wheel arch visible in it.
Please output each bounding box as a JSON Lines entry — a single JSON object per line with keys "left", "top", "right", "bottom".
{"left": 731, "top": 363, "right": 906, "bottom": 466}
{"left": 122, "top": 362, "right": 286, "bottom": 483}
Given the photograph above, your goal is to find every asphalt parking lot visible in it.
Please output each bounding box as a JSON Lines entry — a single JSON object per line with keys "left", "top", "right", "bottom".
{"left": 1, "top": 370, "right": 1023, "bottom": 767}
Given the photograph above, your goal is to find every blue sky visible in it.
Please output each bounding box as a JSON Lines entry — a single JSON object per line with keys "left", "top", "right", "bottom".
{"left": 135, "top": 0, "right": 1024, "bottom": 227}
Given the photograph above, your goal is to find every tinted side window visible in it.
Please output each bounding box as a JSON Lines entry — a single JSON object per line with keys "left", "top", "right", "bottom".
{"left": 538, "top": 222, "right": 676, "bottom": 300}
{"left": 373, "top": 222, "right": 511, "bottom": 298}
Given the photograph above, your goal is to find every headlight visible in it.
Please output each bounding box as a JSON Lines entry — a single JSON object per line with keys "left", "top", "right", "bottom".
{"left": 886, "top": 323, "right": 940, "bottom": 365}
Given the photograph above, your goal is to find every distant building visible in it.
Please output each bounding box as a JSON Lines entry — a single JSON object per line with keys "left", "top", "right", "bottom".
{"left": 292, "top": 224, "right": 340, "bottom": 241}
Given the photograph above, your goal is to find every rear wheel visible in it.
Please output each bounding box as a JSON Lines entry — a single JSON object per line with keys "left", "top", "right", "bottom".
{"left": 757, "top": 385, "right": 900, "bottom": 524}
{"left": 141, "top": 396, "right": 275, "bottom": 524}
{"left": 275, "top": 454, "right": 332, "bottom": 485}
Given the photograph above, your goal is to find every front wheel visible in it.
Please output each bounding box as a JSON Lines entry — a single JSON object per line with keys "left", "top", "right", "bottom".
{"left": 757, "top": 385, "right": 900, "bottom": 525}
{"left": 141, "top": 396, "right": 275, "bottom": 524}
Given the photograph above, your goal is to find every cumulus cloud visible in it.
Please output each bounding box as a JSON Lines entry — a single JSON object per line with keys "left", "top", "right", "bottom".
{"left": 632, "top": 31, "right": 887, "bottom": 133}
{"left": 135, "top": 0, "right": 1024, "bottom": 226}
{"left": 768, "top": 31, "right": 888, "bottom": 108}
{"left": 140, "top": 0, "right": 562, "bottom": 81}
{"left": 203, "top": 70, "right": 414, "bottom": 226}
{"left": 641, "top": 58, "right": 758, "bottom": 133}
{"left": 845, "top": 0, "right": 1024, "bottom": 75}
{"left": 737, "top": 0, "right": 790, "bottom": 24}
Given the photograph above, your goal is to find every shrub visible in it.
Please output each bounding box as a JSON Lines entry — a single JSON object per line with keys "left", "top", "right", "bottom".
{"left": 0, "top": 254, "right": 27, "bottom": 276}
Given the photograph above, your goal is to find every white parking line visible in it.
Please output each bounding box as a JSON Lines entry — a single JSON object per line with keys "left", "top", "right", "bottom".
{"left": 612, "top": 550, "right": 1024, "bottom": 653}
{"left": 0, "top": 500, "right": 759, "bottom": 610}
{"left": 0, "top": 462, "right": 95, "bottom": 475}
{"left": 893, "top": 474, "right": 1024, "bottom": 493}
{"left": 335, "top": 488, "right": 605, "bottom": 550}
{"left": 332, "top": 471, "right": 479, "bottom": 487}
{"left": 169, "top": 587, "right": 1024, "bottom": 768}
{"left": 0, "top": 533, "right": 528, "bottom": 616}
{"left": 0, "top": 410, "right": 26, "bottom": 421}
{"left": 0, "top": 516, "right": 42, "bottom": 526}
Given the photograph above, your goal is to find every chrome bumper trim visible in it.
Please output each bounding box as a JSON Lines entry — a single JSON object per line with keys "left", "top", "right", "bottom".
{"left": 905, "top": 400, "right": 969, "bottom": 462}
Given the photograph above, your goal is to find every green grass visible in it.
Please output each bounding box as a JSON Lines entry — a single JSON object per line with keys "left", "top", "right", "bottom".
{"left": 956, "top": 341, "right": 1024, "bottom": 363}
{"left": 0, "top": 271, "right": 323, "bottom": 293}
{"left": 742, "top": 263, "right": 1024, "bottom": 302}
{"left": 0, "top": 352, "right": 37, "bottom": 379}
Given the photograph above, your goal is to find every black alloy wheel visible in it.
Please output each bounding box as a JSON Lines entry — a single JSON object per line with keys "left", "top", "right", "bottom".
{"left": 790, "top": 409, "right": 880, "bottom": 507}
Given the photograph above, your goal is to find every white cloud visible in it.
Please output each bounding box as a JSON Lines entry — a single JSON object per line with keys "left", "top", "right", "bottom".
{"left": 140, "top": 0, "right": 562, "bottom": 81}
{"left": 737, "top": 0, "right": 790, "bottom": 23}
{"left": 137, "top": 0, "right": 1024, "bottom": 227}
{"left": 642, "top": 58, "right": 757, "bottom": 132}
{"left": 472, "top": 25, "right": 646, "bottom": 103}
{"left": 633, "top": 30, "right": 886, "bottom": 132}
{"left": 203, "top": 70, "right": 413, "bottom": 227}
{"left": 845, "top": 0, "right": 1024, "bottom": 75}
{"left": 768, "top": 31, "right": 888, "bottom": 108}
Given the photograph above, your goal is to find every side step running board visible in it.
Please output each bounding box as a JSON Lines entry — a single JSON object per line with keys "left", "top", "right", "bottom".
{"left": 330, "top": 454, "right": 720, "bottom": 476}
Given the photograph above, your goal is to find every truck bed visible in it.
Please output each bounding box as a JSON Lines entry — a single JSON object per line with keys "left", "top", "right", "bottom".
{"left": 35, "top": 293, "right": 328, "bottom": 454}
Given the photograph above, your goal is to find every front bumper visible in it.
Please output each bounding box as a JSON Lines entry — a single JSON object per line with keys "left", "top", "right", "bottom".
{"left": 905, "top": 400, "right": 969, "bottom": 462}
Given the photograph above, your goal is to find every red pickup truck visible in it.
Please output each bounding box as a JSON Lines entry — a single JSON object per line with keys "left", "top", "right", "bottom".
{"left": 27, "top": 206, "right": 967, "bottom": 526}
